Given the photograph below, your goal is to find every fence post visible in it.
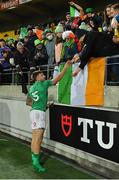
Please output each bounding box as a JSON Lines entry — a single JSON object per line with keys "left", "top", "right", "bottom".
{"left": 47, "top": 64, "right": 50, "bottom": 79}
{"left": 12, "top": 69, "right": 15, "bottom": 85}
{"left": 28, "top": 71, "right": 30, "bottom": 86}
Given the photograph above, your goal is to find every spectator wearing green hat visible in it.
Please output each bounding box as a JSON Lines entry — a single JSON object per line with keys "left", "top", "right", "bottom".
{"left": 55, "top": 23, "right": 64, "bottom": 63}
{"left": 85, "top": 8, "right": 101, "bottom": 31}
{"left": 86, "top": 8, "right": 94, "bottom": 16}
{"left": 34, "top": 39, "right": 48, "bottom": 76}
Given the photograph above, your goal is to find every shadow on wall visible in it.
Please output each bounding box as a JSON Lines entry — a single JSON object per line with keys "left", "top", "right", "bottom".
{"left": 0, "top": 102, "right": 11, "bottom": 129}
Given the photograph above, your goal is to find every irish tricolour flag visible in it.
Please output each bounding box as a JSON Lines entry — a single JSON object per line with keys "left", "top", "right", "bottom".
{"left": 53, "top": 57, "right": 105, "bottom": 106}
{"left": 70, "top": 6, "right": 80, "bottom": 17}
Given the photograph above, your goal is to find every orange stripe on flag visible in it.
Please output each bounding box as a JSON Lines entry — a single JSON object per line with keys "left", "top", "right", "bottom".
{"left": 85, "top": 57, "right": 106, "bottom": 106}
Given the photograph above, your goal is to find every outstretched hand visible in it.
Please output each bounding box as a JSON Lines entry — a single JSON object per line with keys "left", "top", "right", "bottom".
{"left": 71, "top": 54, "right": 80, "bottom": 64}
{"left": 64, "top": 60, "right": 72, "bottom": 69}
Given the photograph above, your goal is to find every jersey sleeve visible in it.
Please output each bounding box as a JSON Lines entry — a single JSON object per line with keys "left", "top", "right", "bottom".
{"left": 27, "top": 90, "right": 31, "bottom": 98}
{"left": 45, "top": 80, "right": 53, "bottom": 88}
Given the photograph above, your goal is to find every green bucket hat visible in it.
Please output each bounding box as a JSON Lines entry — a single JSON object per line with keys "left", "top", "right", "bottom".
{"left": 55, "top": 24, "right": 64, "bottom": 33}
{"left": 6, "top": 37, "right": 15, "bottom": 43}
{"left": 34, "top": 39, "right": 42, "bottom": 46}
{"left": 86, "top": 8, "right": 94, "bottom": 14}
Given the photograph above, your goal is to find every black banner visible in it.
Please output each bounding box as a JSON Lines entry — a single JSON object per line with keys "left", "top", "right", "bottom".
{"left": 50, "top": 104, "right": 119, "bottom": 163}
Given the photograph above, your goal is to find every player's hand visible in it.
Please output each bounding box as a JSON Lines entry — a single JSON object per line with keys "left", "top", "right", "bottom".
{"left": 64, "top": 60, "right": 72, "bottom": 69}
{"left": 71, "top": 54, "right": 80, "bottom": 63}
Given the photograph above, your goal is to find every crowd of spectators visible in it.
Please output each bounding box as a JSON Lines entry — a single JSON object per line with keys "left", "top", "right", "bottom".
{"left": 0, "top": 1, "right": 119, "bottom": 94}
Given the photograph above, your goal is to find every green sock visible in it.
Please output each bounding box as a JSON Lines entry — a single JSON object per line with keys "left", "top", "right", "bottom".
{"left": 32, "top": 153, "right": 39, "bottom": 164}
{"left": 31, "top": 153, "right": 46, "bottom": 172}
{"left": 32, "top": 152, "right": 41, "bottom": 162}
{"left": 39, "top": 153, "right": 41, "bottom": 163}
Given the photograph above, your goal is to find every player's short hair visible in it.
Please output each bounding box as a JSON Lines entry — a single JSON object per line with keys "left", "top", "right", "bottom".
{"left": 32, "top": 70, "right": 43, "bottom": 81}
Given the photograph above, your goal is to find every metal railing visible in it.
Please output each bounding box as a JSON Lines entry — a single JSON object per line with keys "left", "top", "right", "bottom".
{"left": 106, "top": 55, "right": 119, "bottom": 86}
{"left": 0, "top": 64, "right": 56, "bottom": 85}
{"left": 0, "top": 55, "right": 119, "bottom": 86}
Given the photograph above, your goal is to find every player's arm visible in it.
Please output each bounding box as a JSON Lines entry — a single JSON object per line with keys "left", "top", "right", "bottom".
{"left": 26, "top": 96, "right": 32, "bottom": 106}
{"left": 52, "top": 60, "right": 72, "bottom": 85}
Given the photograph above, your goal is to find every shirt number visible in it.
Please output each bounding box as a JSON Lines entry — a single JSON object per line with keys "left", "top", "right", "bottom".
{"left": 32, "top": 91, "right": 39, "bottom": 102}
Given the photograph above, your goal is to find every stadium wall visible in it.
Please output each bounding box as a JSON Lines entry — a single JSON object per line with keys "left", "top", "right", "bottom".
{"left": 0, "top": 86, "right": 119, "bottom": 178}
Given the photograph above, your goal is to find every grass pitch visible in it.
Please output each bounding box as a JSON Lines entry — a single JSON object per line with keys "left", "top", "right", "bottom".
{"left": 0, "top": 133, "right": 97, "bottom": 179}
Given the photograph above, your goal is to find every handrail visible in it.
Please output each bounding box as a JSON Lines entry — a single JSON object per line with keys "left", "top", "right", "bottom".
{"left": 0, "top": 63, "right": 56, "bottom": 85}
{"left": 107, "top": 55, "right": 119, "bottom": 59}
{"left": 0, "top": 55, "right": 119, "bottom": 85}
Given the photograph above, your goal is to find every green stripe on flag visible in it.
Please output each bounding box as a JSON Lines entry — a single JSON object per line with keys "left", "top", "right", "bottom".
{"left": 70, "top": 6, "right": 75, "bottom": 18}
{"left": 58, "top": 64, "right": 72, "bottom": 104}
{"left": 70, "top": 6, "right": 80, "bottom": 17}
